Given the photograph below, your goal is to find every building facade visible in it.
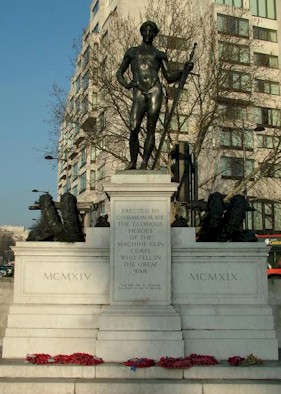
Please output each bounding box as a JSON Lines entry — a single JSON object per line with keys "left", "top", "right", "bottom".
{"left": 57, "top": 0, "right": 281, "bottom": 232}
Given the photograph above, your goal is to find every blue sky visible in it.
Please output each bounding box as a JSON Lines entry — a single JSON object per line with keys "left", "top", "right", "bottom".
{"left": 0, "top": 0, "right": 92, "bottom": 228}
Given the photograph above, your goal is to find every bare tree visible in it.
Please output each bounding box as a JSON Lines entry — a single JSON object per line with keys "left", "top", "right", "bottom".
{"left": 47, "top": 0, "right": 281, "bottom": 210}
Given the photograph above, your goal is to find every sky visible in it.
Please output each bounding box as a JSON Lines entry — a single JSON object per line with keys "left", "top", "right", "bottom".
{"left": 0, "top": 0, "right": 92, "bottom": 228}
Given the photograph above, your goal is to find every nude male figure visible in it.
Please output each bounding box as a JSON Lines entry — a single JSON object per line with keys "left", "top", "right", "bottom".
{"left": 116, "top": 20, "right": 193, "bottom": 170}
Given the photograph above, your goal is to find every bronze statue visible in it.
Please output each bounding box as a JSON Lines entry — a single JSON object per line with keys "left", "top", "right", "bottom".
{"left": 116, "top": 21, "right": 194, "bottom": 170}
{"left": 27, "top": 193, "right": 85, "bottom": 242}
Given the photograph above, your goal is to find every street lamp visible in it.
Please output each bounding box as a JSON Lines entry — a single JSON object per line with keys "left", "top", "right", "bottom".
{"left": 32, "top": 189, "right": 49, "bottom": 194}
{"left": 44, "top": 155, "right": 67, "bottom": 162}
{"left": 45, "top": 155, "right": 71, "bottom": 192}
{"left": 242, "top": 124, "right": 265, "bottom": 228}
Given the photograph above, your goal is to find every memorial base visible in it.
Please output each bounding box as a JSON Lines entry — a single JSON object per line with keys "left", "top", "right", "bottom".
{"left": 96, "top": 305, "right": 184, "bottom": 361}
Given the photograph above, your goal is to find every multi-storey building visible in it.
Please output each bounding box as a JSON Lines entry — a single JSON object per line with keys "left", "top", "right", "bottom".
{"left": 57, "top": 0, "right": 281, "bottom": 233}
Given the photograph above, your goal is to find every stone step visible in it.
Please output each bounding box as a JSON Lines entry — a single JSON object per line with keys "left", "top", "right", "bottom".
{"left": 0, "top": 363, "right": 281, "bottom": 394}
{"left": 183, "top": 337, "right": 278, "bottom": 360}
{"left": 183, "top": 329, "right": 276, "bottom": 339}
{"left": 0, "top": 360, "right": 281, "bottom": 379}
{"left": 5, "top": 328, "right": 98, "bottom": 338}
{"left": 181, "top": 314, "right": 275, "bottom": 330}
{"left": 9, "top": 304, "right": 102, "bottom": 314}
{"left": 178, "top": 305, "right": 273, "bottom": 315}
{"left": 7, "top": 314, "right": 99, "bottom": 329}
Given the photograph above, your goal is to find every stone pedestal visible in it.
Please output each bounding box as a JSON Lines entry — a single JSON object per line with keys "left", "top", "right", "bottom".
{"left": 2, "top": 229, "right": 110, "bottom": 358}
{"left": 96, "top": 170, "right": 184, "bottom": 361}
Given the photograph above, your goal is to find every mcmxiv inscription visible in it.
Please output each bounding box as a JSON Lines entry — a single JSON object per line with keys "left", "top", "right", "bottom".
{"left": 43, "top": 272, "right": 92, "bottom": 281}
{"left": 190, "top": 272, "right": 238, "bottom": 281}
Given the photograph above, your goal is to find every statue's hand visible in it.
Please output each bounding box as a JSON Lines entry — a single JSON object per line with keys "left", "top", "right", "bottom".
{"left": 184, "top": 62, "right": 194, "bottom": 72}
{"left": 127, "top": 80, "right": 138, "bottom": 89}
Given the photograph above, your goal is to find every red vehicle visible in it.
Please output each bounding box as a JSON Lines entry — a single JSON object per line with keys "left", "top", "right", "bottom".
{"left": 257, "top": 235, "right": 281, "bottom": 278}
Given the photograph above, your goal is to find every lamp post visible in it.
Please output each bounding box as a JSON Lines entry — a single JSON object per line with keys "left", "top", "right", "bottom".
{"left": 45, "top": 155, "right": 71, "bottom": 192}
{"left": 241, "top": 124, "right": 265, "bottom": 228}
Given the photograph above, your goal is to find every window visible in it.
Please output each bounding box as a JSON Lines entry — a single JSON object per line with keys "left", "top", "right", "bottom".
{"left": 260, "top": 162, "right": 281, "bottom": 178}
{"left": 218, "top": 101, "right": 248, "bottom": 121}
{"left": 257, "top": 134, "right": 281, "bottom": 148}
{"left": 72, "top": 163, "right": 78, "bottom": 180}
{"left": 97, "top": 164, "right": 105, "bottom": 180}
{"left": 75, "top": 97, "right": 80, "bottom": 112}
{"left": 255, "top": 52, "right": 279, "bottom": 68}
{"left": 93, "top": 23, "right": 99, "bottom": 33}
{"left": 72, "top": 185, "right": 78, "bottom": 197}
{"left": 76, "top": 76, "right": 81, "bottom": 93}
{"left": 221, "top": 70, "right": 251, "bottom": 92}
{"left": 98, "top": 111, "right": 106, "bottom": 131}
{"left": 215, "top": 0, "right": 242, "bottom": 6}
{"left": 92, "top": 0, "right": 99, "bottom": 16}
{"left": 158, "top": 34, "right": 188, "bottom": 50}
{"left": 220, "top": 128, "right": 253, "bottom": 149}
{"left": 90, "top": 145, "right": 96, "bottom": 161}
{"left": 74, "top": 123, "right": 79, "bottom": 136}
{"left": 255, "top": 107, "right": 281, "bottom": 127}
{"left": 79, "top": 172, "right": 87, "bottom": 193}
{"left": 83, "top": 47, "right": 90, "bottom": 66}
{"left": 221, "top": 156, "right": 254, "bottom": 179}
{"left": 219, "top": 42, "right": 250, "bottom": 64}
{"left": 159, "top": 113, "right": 188, "bottom": 132}
{"left": 217, "top": 14, "right": 249, "bottom": 37}
{"left": 81, "top": 96, "right": 88, "bottom": 115}
{"left": 250, "top": 0, "right": 276, "bottom": 20}
{"left": 80, "top": 147, "right": 87, "bottom": 167}
{"left": 253, "top": 26, "right": 277, "bottom": 42}
{"left": 82, "top": 73, "right": 89, "bottom": 90}
{"left": 170, "top": 114, "right": 188, "bottom": 132}
{"left": 247, "top": 200, "right": 281, "bottom": 232}
{"left": 255, "top": 79, "right": 280, "bottom": 95}
{"left": 90, "top": 170, "right": 96, "bottom": 190}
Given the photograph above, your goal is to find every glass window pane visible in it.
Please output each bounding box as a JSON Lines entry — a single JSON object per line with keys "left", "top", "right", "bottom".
{"left": 233, "top": 158, "right": 243, "bottom": 176}
{"left": 259, "top": 0, "right": 267, "bottom": 17}
{"left": 241, "top": 74, "right": 251, "bottom": 91}
{"left": 245, "top": 159, "right": 254, "bottom": 176}
{"left": 253, "top": 201, "right": 262, "bottom": 230}
{"left": 221, "top": 131, "right": 231, "bottom": 146}
{"left": 266, "top": 136, "right": 273, "bottom": 148}
{"left": 232, "top": 73, "right": 240, "bottom": 89}
{"left": 263, "top": 81, "right": 270, "bottom": 93}
{"left": 240, "top": 47, "right": 250, "bottom": 63}
{"left": 233, "top": 130, "right": 242, "bottom": 146}
{"left": 221, "top": 157, "right": 232, "bottom": 176}
{"left": 269, "top": 30, "right": 277, "bottom": 42}
{"left": 250, "top": 0, "right": 258, "bottom": 15}
{"left": 239, "top": 19, "right": 249, "bottom": 36}
{"left": 245, "top": 130, "right": 254, "bottom": 148}
{"left": 269, "top": 56, "right": 278, "bottom": 68}
{"left": 267, "top": 0, "right": 276, "bottom": 19}
{"left": 275, "top": 203, "right": 281, "bottom": 230}
{"left": 217, "top": 15, "right": 225, "bottom": 32}
{"left": 225, "top": 0, "right": 232, "bottom": 5}
{"left": 234, "top": 0, "right": 242, "bottom": 7}
{"left": 215, "top": 0, "right": 224, "bottom": 4}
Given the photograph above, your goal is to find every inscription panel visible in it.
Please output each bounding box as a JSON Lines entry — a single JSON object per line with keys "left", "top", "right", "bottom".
{"left": 112, "top": 199, "right": 170, "bottom": 303}
{"left": 21, "top": 260, "right": 109, "bottom": 296}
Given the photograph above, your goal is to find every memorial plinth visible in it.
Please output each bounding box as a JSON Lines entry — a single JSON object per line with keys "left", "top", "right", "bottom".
{"left": 96, "top": 170, "right": 184, "bottom": 361}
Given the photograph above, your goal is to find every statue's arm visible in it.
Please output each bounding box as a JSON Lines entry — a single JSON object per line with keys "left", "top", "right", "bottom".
{"left": 116, "top": 49, "right": 137, "bottom": 89}
{"left": 160, "top": 52, "right": 193, "bottom": 84}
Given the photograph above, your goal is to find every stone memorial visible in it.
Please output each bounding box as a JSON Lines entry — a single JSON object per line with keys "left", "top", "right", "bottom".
{"left": 96, "top": 170, "right": 185, "bottom": 361}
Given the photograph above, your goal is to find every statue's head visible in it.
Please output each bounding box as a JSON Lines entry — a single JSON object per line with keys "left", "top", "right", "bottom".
{"left": 140, "top": 21, "right": 159, "bottom": 40}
